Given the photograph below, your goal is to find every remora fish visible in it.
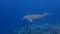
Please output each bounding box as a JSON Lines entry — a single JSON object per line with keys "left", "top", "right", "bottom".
{"left": 23, "top": 12, "right": 51, "bottom": 22}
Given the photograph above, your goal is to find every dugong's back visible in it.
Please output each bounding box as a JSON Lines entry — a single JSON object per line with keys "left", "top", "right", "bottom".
{"left": 24, "top": 15, "right": 43, "bottom": 20}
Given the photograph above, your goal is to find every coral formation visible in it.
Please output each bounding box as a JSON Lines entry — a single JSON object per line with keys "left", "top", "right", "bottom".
{"left": 17, "top": 24, "right": 60, "bottom": 34}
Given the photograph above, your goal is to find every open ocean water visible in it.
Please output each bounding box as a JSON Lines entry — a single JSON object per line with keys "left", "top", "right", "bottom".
{"left": 0, "top": 0, "right": 60, "bottom": 34}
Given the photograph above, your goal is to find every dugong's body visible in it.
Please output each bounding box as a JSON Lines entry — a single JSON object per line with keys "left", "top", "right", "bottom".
{"left": 23, "top": 12, "right": 50, "bottom": 22}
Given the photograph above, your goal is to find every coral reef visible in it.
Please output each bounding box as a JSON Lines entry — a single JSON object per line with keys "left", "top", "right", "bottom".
{"left": 16, "top": 24, "right": 60, "bottom": 34}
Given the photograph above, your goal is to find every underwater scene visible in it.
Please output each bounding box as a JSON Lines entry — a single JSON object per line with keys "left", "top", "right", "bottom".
{"left": 0, "top": 0, "right": 60, "bottom": 34}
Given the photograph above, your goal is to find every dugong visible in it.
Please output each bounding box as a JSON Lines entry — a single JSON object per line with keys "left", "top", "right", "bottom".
{"left": 23, "top": 12, "right": 51, "bottom": 22}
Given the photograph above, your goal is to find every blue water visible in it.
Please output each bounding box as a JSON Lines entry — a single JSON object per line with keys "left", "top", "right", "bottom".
{"left": 0, "top": 0, "right": 60, "bottom": 34}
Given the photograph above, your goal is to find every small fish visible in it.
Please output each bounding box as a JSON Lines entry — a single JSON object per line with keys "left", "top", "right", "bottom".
{"left": 23, "top": 12, "right": 51, "bottom": 22}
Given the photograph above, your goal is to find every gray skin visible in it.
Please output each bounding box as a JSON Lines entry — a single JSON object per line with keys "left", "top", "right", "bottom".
{"left": 23, "top": 12, "right": 50, "bottom": 22}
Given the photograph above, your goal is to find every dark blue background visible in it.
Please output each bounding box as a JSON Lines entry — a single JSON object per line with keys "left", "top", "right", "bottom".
{"left": 0, "top": 0, "right": 60, "bottom": 34}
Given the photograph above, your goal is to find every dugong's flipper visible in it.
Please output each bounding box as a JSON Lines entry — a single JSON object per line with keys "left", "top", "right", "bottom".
{"left": 23, "top": 17, "right": 33, "bottom": 22}
{"left": 28, "top": 19, "right": 33, "bottom": 22}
